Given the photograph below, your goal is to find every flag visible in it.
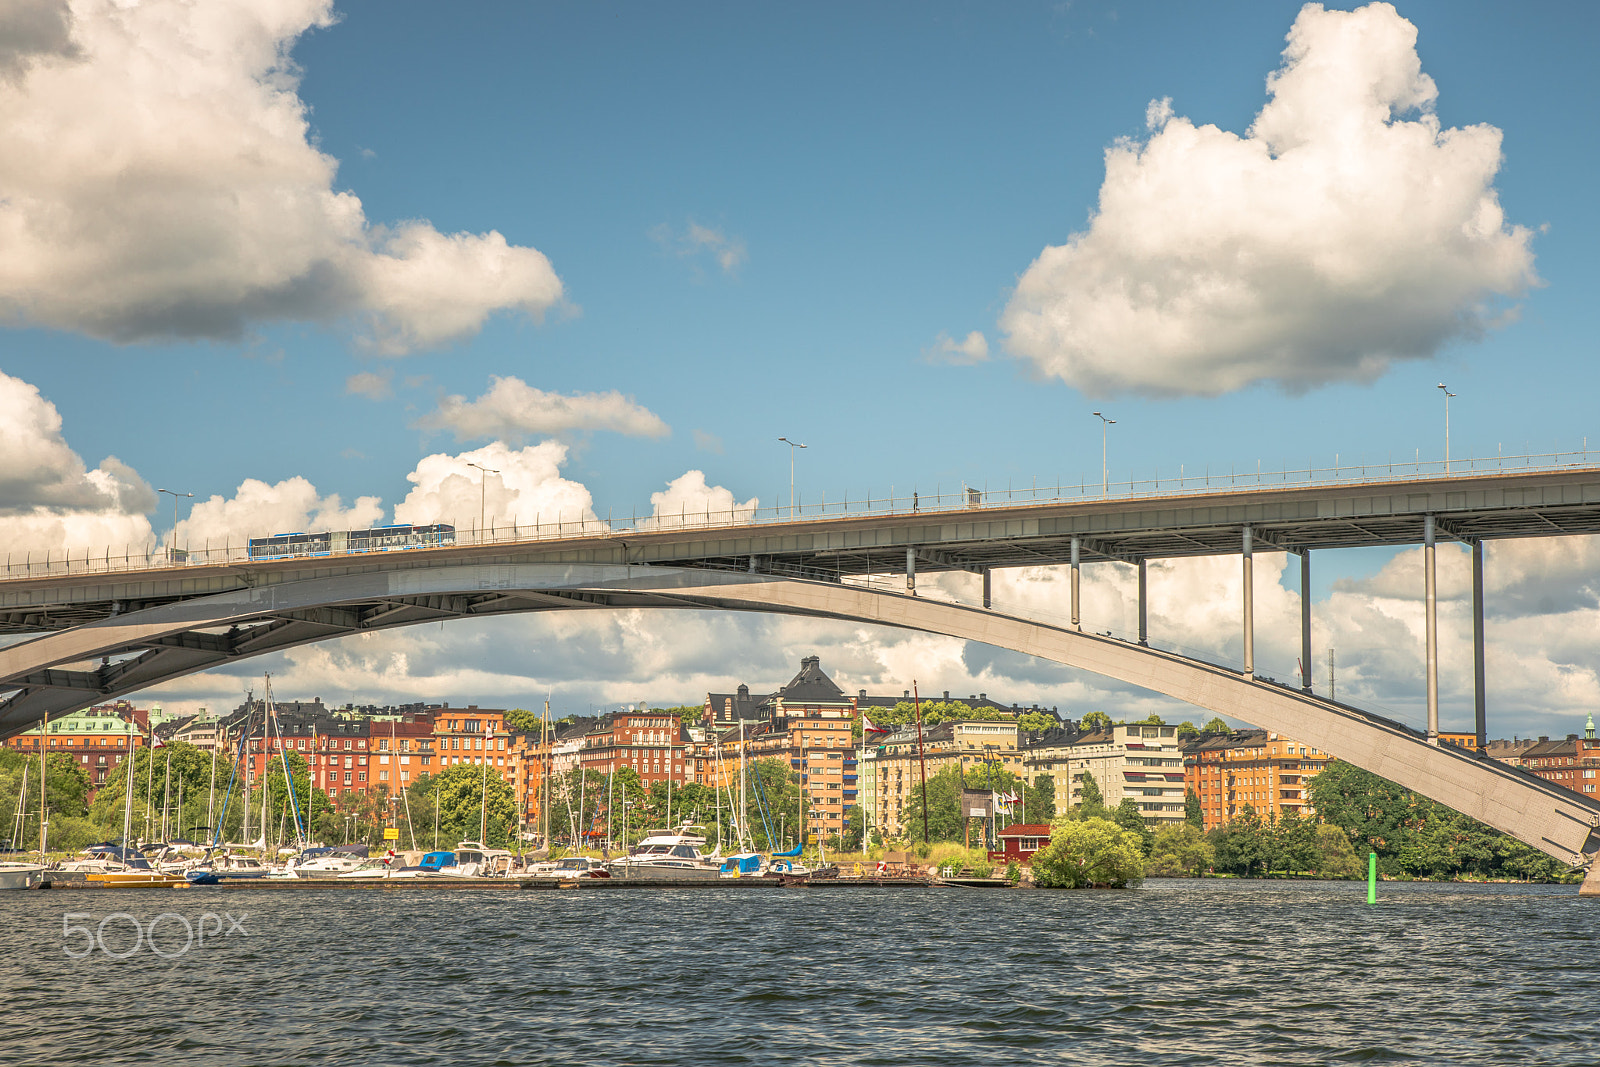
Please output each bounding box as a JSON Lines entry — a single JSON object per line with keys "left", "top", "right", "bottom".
{"left": 862, "top": 717, "right": 890, "bottom": 736}
{"left": 151, "top": 735, "right": 165, "bottom": 749}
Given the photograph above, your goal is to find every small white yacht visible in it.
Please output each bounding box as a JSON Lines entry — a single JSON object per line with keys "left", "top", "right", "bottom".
{"left": 607, "top": 827, "right": 726, "bottom": 881}
{"left": 0, "top": 862, "right": 46, "bottom": 890}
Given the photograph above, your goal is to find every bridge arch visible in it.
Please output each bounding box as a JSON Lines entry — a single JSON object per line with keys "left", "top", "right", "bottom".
{"left": 3, "top": 562, "right": 1597, "bottom": 863}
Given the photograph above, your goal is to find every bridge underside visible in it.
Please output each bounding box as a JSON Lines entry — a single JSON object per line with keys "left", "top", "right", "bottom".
{"left": 3, "top": 563, "right": 1597, "bottom": 865}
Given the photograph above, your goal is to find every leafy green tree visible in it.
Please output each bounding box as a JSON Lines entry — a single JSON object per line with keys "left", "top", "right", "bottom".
{"left": 1030, "top": 774, "right": 1057, "bottom": 822}
{"left": 1130, "top": 714, "right": 1166, "bottom": 726}
{"left": 1146, "top": 823, "right": 1213, "bottom": 878}
{"left": 1209, "top": 804, "right": 1268, "bottom": 877}
{"left": 1031, "top": 816, "right": 1145, "bottom": 888}
{"left": 1113, "top": 797, "right": 1153, "bottom": 853}
{"left": 1313, "top": 823, "right": 1366, "bottom": 879}
{"left": 419, "top": 763, "right": 517, "bottom": 848}
{"left": 1202, "top": 717, "right": 1230, "bottom": 734}
{"left": 1076, "top": 772, "right": 1107, "bottom": 819}
{"left": 904, "top": 765, "right": 967, "bottom": 843}
{"left": 1176, "top": 721, "right": 1200, "bottom": 739}
{"left": 1270, "top": 810, "right": 1320, "bottom": 875}
{"left": 502, "top": 708, "right": 540, "bottom": 734}
{"left": 1018, "top": 711, "right": 1058, "bottom": 732}
{"left": 1184, "top": 788, "right": 1203, "bottom": 829}
{"left": 1079, "top": 711, "right": 1113, "bottom": 731}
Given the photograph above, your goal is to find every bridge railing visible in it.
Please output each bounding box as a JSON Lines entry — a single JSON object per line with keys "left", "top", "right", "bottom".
{"left": 5, "top": 447, "right": 1598, "bottom": 582}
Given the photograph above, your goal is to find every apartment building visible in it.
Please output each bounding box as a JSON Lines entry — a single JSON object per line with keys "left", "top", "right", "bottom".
{"left": 1183, "top": 729, "right": 1334, "bottom": 830}
{"left": 866, "top": 718, "right": 1023, "bottom": 839}
{"left": 1024, "top": 723, "right": 1186, "bottom": 827}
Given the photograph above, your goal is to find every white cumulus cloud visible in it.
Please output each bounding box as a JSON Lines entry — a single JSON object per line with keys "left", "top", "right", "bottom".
{"left": 639, "top": 470, "right": 759, "bottom": 530}
{"left": 0, "top": 0, "right": 563, "bottom": 352}
{"left": 394, "top": 441, "right": 600, "bottom": 534}
{"left": 0, "top": 366, "right": 154, "bottom": 555}
{"left": 417, "top": 377, "right": 669, "bottom": 442}
{"left": 1001, "top": 1, "right": 1538, "bottom": 397}
{"left": 173, "top": 477, "right": 385, "bottom": 550}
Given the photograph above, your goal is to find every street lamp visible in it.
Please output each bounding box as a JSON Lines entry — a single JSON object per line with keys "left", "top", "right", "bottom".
{"left": 777, "top": 437, "right": 806, "bottom": 517}
{"left": 1437, "top": 384, "right": 1456, "bottom": 473}
{"left": 157, "top": 488, "right": 194, "bottom": 561}
{"left": 466, "top": 461, "right": 500, "bottom": 538}
{"left": 1091, "top": 413, "right": 1115, "bottom": 495}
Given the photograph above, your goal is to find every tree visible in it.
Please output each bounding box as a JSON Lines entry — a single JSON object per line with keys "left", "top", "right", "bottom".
{"left": 1030, "top": 774, "right": 1057, "bottom": 823}
{"left": 1076, "top": 772, "right": 1106, "bottom": 819}
{"left": 1031, "top": 816, "right": 1145, "bottom": 888}
{"left": 1209, "top": 804, "right": 1268, "bottom": 877}
{"left": 502, "top": 708, "right": 540, "bottom": 734}
{"left": 1112, "top": 798, "right": 1153, "bottom": 853}
{"left": 1202, "top": 717, "right": 1229, "bottom": 734}
{"left": 1313, "top": 823, "right": 1365, "bottom": 879}
{"left": 1176, "top": 721, "right": 1200, "bottom": 739}
{"left": 1184, "top": 788, "right": 1203, "bottom": 829}
{"left": 1146, "top": 824, "right": 1213, "bottom": 878}
{"left": 421, "top": 763, "right": 517, "bottom": 848}
{"left": 1130, "top": 714, "right": 1166, "bottom": 726}
{"left": 904, "top": 765, "right": 967, "bottom": 843}
{"left": 1018, "top": 711, "right": 1058, "bottom": 732}
{"left": 1079, "top": 711, "right": 1113, "bottom": 732}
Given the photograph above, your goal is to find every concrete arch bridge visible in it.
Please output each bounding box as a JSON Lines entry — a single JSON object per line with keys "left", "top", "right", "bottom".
{"left": 2, "top": 558, "right": 1598, "bottom": 875}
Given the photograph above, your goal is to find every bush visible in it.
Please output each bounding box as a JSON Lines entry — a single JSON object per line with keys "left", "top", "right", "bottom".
{"left": 1031, "top": 816, "right": 1145, "bottom": 889}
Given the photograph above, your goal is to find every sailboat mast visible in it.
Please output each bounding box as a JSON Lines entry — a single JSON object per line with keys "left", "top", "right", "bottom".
{"left": 914, "top": 681, "right": 929, "bottom": 846}
{"left": 121, "top": 715, "right": 136, "bottom": 850}
{"left": 37, "top": 713, "right": 47, "bottom": 857}
{"left": 541, "top": 698, "right": 551, "bottom": 847}
{"left": 241, "top": 693, "right": 252, "bottom": 848}
{"left": 738, "top": 721, "right": 748, "bottom": 850}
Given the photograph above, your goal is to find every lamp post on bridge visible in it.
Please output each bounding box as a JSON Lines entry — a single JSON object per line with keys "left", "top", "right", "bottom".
{"left": 778, "top": 437, "right": 806, "bottom": 518}
{"left": 1437, "top": 384, "right": 1456, "bottom": 473}
{"left": 466, "top": 461, "right": 499, "bottom": 539}
{"left": 157, "top": 488, "right": 194, "bottom": 562}
{"left": 1092, "top": 413, "right": 1115, "bottom": 495}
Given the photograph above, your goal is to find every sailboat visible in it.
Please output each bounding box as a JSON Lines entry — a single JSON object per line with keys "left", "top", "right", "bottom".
{"left": 0, "top": 752, "right": 46, "bottom": 890}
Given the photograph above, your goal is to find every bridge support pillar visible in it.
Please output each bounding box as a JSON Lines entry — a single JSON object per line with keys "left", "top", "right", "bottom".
{"left": 982, "top": 567, "right": 991, "bottom": 610}
{"left": 1242, "top": 526, "right": 1254, "bottom": 677}
{"left": 1473, "top": 540, "right": 1487, "bottom": 751}
{"left": 906, "top": 547, "right": 916, "bottom": 596}
{"left": 1137, "top": 559, "right": 1148, "bottom": 646}
{"left": 1425, "top": 515, "right": 1439, "bottom": 745}
{"left": 1582, "top": 861, "right": 1600, "bottom": 897}
{"left": 1070, "top": 536, "right": 1081, "bottom": 631}
{"left": 1300, "top": 550, "right": 1312, "bottom": 692}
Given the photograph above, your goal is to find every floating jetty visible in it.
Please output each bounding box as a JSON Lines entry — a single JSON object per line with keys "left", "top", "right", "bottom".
{"left": 36, "top": 871, "right": 951, "bottom": 891}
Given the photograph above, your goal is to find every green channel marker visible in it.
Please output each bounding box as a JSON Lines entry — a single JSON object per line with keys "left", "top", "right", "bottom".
{"left": 1367, "top": 852, "right": 1377, "bottom": 904}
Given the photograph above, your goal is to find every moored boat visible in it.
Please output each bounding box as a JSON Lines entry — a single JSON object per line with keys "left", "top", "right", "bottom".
{"left": 607, "top": 828, "right": 726, "bottom": 881}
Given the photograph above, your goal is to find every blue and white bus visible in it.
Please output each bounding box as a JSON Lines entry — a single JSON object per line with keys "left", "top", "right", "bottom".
{"left": 246, "top": 523, "right": 456, "bottom": 561}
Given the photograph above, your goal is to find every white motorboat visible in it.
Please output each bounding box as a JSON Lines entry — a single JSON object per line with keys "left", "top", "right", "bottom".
{"left": 288, "top": 851, "right": 370, "bottom": 879}
{"left": 526, "top": 856, "right": 604, "bottom": 879}
{"left": 437, "top": 842, "right": 489, "bottom": 877}
{"left": 335, "top": 859, "right": 394, "bottom": 879}
{"left": 607, "top": 828, "right": 727, "bottom": 881}
{"left": 0, "top": 862, "right": 46, "bottom": 890}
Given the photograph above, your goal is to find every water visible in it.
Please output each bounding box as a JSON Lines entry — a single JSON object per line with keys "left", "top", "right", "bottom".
{"left": 3, "top": 879, "right": 1598, "bottom": 1066}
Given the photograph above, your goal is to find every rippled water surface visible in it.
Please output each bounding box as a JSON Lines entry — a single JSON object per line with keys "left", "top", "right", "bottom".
{"left": 3, "top": 879, "right": 1599, "bottom": 1065}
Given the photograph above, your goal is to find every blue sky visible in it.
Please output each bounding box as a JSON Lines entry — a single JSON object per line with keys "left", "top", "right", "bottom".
{"left": 2, "top": 0, "right": 1598, "bottom": 733}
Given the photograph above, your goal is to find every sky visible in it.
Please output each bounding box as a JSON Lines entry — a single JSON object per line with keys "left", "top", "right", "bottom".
{"left": 2, "top": 0, "right": 1598, "bottom": 738}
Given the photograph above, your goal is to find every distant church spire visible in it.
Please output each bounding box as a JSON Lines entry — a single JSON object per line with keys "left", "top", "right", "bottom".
{"left": 1587, "top": 712, "right": 1596, "bottom": 741}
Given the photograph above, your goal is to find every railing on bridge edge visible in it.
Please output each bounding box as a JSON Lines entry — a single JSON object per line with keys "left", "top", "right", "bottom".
{"left": 6, "top": 446, "right": 1598, "bottom": 583}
